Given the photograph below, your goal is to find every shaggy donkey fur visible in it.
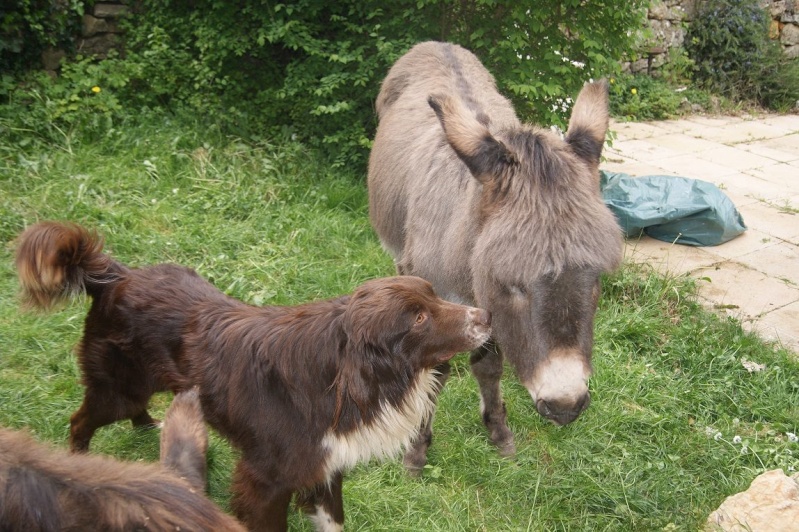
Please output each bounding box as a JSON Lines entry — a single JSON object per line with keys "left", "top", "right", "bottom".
{"left": 368, "top": 41, "right": 623, "bottom": 471}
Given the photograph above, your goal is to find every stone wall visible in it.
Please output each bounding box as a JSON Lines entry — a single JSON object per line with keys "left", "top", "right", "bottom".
{"left": 42, "top": 1, "right": 129, "bottom": 74}
{"left": 80, "top": 2, "right": 129, "bottom": 57}
{"left": 625, "top": 0, "right": 799, "bottom": 75}
{"left": 773, "top": 0, "right": 799, "bottom": 58}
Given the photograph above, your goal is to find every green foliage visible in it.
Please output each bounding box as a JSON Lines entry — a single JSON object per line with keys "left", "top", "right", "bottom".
{"left": 2, "top": 1, "right": 649, "bottom": 168}
{"left": 0, "top": 0, "right": 87, "bottom": 73}
{"left": 459, "top": 1, "right": 651, "bottom": 127}
{"left": 609, "top": 73, "right": 712, "bottom": 121}
{"left": 0, "top": 53, "right": 133, "bottom": 148}
{"left": 658, "top": 47, "right": 696, "bottom": 86}
{"left": 685, "top": 0, "right": 799, "bottom": 111}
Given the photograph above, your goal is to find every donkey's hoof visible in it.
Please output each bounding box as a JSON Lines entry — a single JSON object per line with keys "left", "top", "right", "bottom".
{"left": 496, "top": 438, "right": 516, "bottom": 457}
{"left": 490, "top": 430, "right": 516, "bottom": 457}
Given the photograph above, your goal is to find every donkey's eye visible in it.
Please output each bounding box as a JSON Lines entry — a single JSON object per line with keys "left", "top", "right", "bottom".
{"left": 414, "top": 312, "right": 427, "bottom": 325}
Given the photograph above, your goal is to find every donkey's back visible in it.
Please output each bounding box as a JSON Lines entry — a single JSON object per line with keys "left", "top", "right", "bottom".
{"left": 369, "top": 41, "right": 519, "bottom": 301}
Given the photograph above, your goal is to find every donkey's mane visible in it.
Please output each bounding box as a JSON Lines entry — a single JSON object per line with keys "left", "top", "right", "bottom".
{"left": 479, "top": 125, "right": 622, "bottom": 279}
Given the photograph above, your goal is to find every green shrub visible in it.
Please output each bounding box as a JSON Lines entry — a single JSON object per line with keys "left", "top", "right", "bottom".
{"left": 685, "top": 0, "right": 799, "bottom": 111}
{"left": 0, "top": 53, "right": 132, "bottom": 148}
{"left": 0, "top": 0, "right": 87, "bottom": 74}
{"left": 2, "top": 1, "right": 650, "bottom": 168}
{"left": 105, "top": 2, "right": 655, "bottom": 165}
{"left": 609, "top": 74, "right": 712, "bottom": 121}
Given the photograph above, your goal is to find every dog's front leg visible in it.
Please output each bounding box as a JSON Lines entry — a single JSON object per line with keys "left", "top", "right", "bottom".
{"left": 403, "top": 361, "right": 451, "bottom": 474}
{"left": 297, "top": 472, "right": 344, "bottom": 532}
{"left": 231, "top": 460, "right": 293, "bottom": 532}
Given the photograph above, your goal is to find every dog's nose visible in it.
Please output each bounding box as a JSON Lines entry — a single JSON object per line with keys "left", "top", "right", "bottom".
{"left": 473, "top": 308, "right": 491, "bottom": 327}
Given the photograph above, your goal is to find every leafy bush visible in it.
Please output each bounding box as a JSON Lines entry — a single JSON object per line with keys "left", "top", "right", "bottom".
{"left": 0, "top": 0, "right": 87, "bottom": 74}
{"left": 685, "top": 0, "right": 799, "bottom": 111}
{"left": 609, "top": 74, "right": 713, "bottom": 121}
{"left": 0, "top": 53, "right": 133, "bottom": 148}
{"left": 2, "top": 1, "right": 650, "bottom": 167}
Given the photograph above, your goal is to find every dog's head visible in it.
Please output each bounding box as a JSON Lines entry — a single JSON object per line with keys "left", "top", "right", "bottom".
{"left": 333, "top": 275, "right": 491, "bottom": 427}
{"left": 343, "top": 275, "right": 492, "bottom": 369}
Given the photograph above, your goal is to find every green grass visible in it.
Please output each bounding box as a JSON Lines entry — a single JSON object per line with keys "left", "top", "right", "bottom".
{"left": 1, "top": 115, "right": 797, "bottom": 531}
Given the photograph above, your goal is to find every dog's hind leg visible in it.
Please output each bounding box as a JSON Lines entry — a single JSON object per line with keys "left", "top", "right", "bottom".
{"left": 69, "top": 396, "right": 118, "bottom": 453}
{"left": 69, "top": 388, "right": 154, "bottom": 452}
{"left": 130, "top": 409, "right": 159, "bottom": 428}
{"left": 402, "top": 361, "right": 451, "bottom": 475}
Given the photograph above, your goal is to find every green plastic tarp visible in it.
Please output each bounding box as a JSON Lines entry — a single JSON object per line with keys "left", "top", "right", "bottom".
{"left": 600, "top": 171, "right": 747, "bottom": 247}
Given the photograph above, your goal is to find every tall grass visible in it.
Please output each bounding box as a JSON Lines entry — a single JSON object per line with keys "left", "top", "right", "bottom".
{"left": 1, "top": 116, "right": 797, "bottom": 530}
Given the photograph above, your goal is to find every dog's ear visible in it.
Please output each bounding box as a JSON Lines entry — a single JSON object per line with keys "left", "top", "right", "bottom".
{"left": 332, "top": 338, "right": 381, "bottom": 430}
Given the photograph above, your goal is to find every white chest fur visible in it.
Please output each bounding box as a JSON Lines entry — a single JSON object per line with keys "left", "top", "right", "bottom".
{"left": 321, "top": 369, "right": 438, "bottom": 477}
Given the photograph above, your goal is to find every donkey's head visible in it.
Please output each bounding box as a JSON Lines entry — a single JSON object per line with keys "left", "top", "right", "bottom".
{"left": 429, "top": 80, "right": 623, "bottom": 425}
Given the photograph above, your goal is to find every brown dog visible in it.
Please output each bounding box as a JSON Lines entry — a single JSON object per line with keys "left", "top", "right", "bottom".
{"left": 0, "top": 389, "right": 244, "bottom": 531}
{"left": 15, "top": 221, "right": 492, "bottom": 530}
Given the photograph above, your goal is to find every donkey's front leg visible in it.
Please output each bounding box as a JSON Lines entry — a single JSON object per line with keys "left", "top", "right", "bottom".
{"left": 402, "top": 361, "right": 451, "bottom": 475}
{"left": 470, "top": 341, "right": 515, "bottom": 456}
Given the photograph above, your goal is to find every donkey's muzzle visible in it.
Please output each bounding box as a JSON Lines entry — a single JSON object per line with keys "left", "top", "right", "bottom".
{"left": 536, "top": 392, "right": 591, "bottom": 426}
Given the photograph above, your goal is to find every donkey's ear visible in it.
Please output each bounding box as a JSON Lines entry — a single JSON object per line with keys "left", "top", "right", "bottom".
{"left": 564, "top": 79, "right": 609, "bottom": 166}
{"left": 428, "top": 94, "right": 517, "bottom": 183}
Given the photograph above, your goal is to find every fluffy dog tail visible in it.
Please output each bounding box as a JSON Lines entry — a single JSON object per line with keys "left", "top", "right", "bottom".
{"left": 0, "top": 426, "right": 246, "bottom": 531}
{"left": 160, "top": 387, "right": 209, "bottom": 492}
{"left": 15, "top": 221, "right": 127, "bottom": 311}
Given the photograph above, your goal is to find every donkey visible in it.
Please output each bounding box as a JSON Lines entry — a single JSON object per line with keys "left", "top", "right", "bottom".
{"left": 368, "top": 41, "right": 623, "bottom": 471}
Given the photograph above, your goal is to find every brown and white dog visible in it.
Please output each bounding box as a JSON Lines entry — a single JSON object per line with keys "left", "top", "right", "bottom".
{"left": 15, "top": 221, "right": 492, "bottom": 530}
{"left": 0, "top": 389, "right": 245, "bottom": 531}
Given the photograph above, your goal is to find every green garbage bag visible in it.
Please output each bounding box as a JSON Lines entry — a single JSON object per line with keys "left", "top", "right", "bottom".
{"left": 600, "top": 171, "right": 747, "bottom": 246}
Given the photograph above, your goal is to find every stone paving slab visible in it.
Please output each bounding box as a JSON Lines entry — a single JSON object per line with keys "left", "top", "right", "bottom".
{"left": 746, "top": 163, "right": 799, "bottom": 194}
{"left": 754, "top": 133, "right": 799, "bottom": 153}
{"left": 709, "top": 172, "right": 783, "bottom": 207}
{"left": 693, "top": 261, "right": 799, "bottom": 318}
{"left": 707, "top": 227, "right": 784, "bottom": 260}
{"left": 624, "top": 237, "right": 725, "bottom": 276}
{"left": 605, "top": 113, "right": 799, "bottom": 353}
{"left": 695, "top": 145, "right": 777, "bottom": 171}
{"left": 739, "top": 140, "right": 799, "bottom": 163}
{"left": 649, "top": 154, "right": 740, "bottom": 180}
{"left": 731, "top": 241, "right": 799, "bottom": 285}
{"left": 602, "top": 156, "right": 680, "bottom": 177}
{"left": 752, "top": 301, "right": 799, "bottom": 349}
{"left": 736, "top": 201, "right": 799, "bottom": 243}
{"left": 611, "top": 121, "right": 670, "bottom": 140}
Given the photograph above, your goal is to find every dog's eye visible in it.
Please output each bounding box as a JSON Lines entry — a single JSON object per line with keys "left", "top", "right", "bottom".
{"left": 414, "top": 312, "right": 427, "bottom": 326}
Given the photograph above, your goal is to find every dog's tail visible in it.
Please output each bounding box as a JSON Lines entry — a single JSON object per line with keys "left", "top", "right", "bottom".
{"left": 160, "top": 387, "right": 209, "bottom": 492}
{"left": 15, "top": 221, "right": 127, "bottom": 311}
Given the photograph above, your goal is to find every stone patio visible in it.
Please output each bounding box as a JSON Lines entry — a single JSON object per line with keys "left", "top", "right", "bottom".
{"left": 602, "top": 113, "right": 799, "bottom": 353}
